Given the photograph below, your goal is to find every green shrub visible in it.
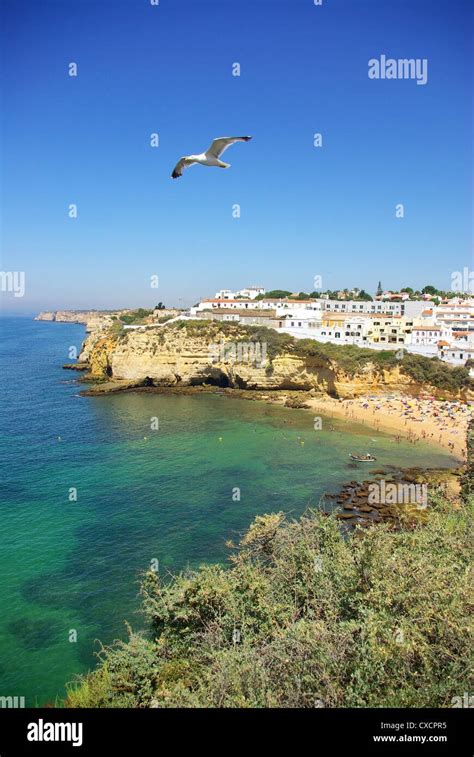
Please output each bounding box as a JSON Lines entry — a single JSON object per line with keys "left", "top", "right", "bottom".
{"left": 120, "top": 309, "right": 153, "bottom": 325}
{"left": 400, "top": 353, "right": 471, "bottom": 392}
{"left": 109, "top": 321, "right": 125, "bottom": 337}
{"left": 65, "top": 494, "right": 473, "bottom": 709}
{"left": 237, "top": 326, "right": 294, "bottom": 359}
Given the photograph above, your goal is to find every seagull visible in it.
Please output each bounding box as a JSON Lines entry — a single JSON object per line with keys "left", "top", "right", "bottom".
{"left": 171, "top": 136, "right": 252, "bottom": 179}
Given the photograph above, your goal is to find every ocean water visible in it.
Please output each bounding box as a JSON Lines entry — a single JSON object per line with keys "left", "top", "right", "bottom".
{"left": 0, "top": 317, "right": 456, "bottom": 705}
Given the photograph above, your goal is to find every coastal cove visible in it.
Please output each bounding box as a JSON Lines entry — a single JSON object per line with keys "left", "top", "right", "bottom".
{"left": 79, "top": 383, "right": 469, "bottom": 462}
{"left": 0, "top": 318, "right": 459, "bottom": 705}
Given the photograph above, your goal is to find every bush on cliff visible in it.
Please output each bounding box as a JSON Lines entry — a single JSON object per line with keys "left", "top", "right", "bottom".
{"left": 399, "top": 353, "right": 471, "bottom": 393}
{"left": 65, "top": 494, "right": 472, "bottom": 708}
{"left": 293, "top": 340, "right": 471, "bottom": 390}
{"left": 120, "top": 309, "right": 153, "bottom": 325}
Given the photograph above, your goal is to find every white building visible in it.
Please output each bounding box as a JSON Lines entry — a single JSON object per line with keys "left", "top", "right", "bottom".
{"left": 276, "top": 315, "right": 370, "bottom": 345}
{"left": 321, "top": 299, "right": 425, "bottom": 318}
{"left": 409, "top": 326, "right": 442, "bottom": 346}
{"left": 274, "top": 301, "right": 322, "bottom": 317}
{"left": 213, "top": 286, "right": 265, "bottom": 300}
{"left": 192, "top": 297, "right": 322, "bottom": 314}
{"left": 236, "top": 286, "right": 266, "bottom": 299}
{"left": 434, "top": 300, "right": 474, "bottom": 334}
{"left": 214, "top": 289, "right": 237, "bottom": 300}
{"left": 438, "top": 346, "right": 474, "bottom": 367}
{"left": 193, "top": 298, "right": 273, "bottom": 313}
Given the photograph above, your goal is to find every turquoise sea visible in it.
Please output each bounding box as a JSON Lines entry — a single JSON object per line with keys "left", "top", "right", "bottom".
{"left": 0, "top": 317, "right": 456, "bottom": 705}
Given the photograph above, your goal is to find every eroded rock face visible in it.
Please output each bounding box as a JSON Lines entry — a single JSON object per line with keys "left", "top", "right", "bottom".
{"left": 76, "top": 321, "right": 474, "bottom": 400}
{"left": 79, "top": 325, "right": 427, "bottom": 397}
{"left": 333, "top": 364, "right": 415, "bottom": 398}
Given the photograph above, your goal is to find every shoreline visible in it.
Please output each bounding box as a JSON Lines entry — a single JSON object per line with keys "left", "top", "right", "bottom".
{"left": 76, "top": 376, "right": 470, "bottom": 464}
{"left": 75, "top": 380, "right": 467, "bottom": 508}
{"left": 304, "top": 394, "right": 470, "bottom": 462}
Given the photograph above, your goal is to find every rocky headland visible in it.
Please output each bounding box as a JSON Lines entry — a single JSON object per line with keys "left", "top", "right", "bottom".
{"left": 74, "top": 319, "right": 473, "bottom": 400}
{"left": 35, "top": 310, "right": 116, "bottom": 332}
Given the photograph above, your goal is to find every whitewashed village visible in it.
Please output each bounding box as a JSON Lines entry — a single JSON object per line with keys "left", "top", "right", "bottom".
{"left": 175, "top": 282, "right": 474, "bottom": 372}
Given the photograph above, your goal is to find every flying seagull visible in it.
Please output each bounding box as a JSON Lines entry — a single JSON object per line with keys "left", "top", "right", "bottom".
{"left": 171, "top": 136, "right": 252, "bottom": 179}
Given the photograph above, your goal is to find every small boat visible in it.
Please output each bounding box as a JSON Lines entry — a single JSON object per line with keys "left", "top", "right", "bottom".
{"left": 349, "top": 453, "right": 377, "bottom": 462}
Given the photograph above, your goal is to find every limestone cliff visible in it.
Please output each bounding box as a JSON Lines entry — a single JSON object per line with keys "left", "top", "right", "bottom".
{"left": 35, "top": 310, "right": 115, "bottom": 332}
{"left": 77, "top": 321, "right": 464, "bottom": 399}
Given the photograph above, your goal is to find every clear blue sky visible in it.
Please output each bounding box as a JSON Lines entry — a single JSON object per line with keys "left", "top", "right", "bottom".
{"left": 1, "top": 0, "right": 472, "bottom": 312}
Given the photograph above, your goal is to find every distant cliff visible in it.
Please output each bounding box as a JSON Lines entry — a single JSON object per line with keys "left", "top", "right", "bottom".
{"left": 35, "top": 310, "right": 115, "bottom": 332}
{"left": 77, "top": 320, "right": 473, "bottom": 400}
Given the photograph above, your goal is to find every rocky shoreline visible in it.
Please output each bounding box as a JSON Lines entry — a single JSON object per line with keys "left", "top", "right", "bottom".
{"left": 328, "top": 467, "right": 460, "bottom": 530}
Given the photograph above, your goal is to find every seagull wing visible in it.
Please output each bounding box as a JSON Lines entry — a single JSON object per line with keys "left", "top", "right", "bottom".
{"left": 205, "top": 136, "right": 252, "bottom": 159}
{"left": 171, "top": 157, "right": 197, "bottom": 179}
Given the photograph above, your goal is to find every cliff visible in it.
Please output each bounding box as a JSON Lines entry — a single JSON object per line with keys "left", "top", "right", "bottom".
{"left": 78, "top": 321, "right": 473, "bottom": 399}
{"left": 35, "top": 310, "right": 115, "bottom": 332}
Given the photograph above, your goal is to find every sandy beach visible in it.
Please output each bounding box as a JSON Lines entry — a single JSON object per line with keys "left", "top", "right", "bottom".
{"left": 306, "top": 394, "right": 473, "bottom": 461}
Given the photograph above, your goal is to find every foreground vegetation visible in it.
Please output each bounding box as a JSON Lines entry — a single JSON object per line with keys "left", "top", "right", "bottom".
{"left": 65, "top": 491, "right": 472, "bottom": 708}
